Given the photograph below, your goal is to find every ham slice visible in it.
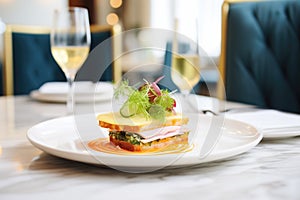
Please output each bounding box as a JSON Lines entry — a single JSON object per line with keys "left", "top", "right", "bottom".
{"left": 138, "top": 126, "right": 187, "bottom": 143}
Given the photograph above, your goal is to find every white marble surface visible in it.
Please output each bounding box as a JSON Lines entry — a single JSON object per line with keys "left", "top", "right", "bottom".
{"left": 0, "top": 96, "right": 300, "bottom": 200}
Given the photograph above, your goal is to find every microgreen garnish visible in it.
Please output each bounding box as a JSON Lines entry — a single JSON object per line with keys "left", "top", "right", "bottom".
{"left": 114, "top": 76, "right": 176, "bottom": 120}
{"left": 113, "top": 80, "right": 135, "bottom": 99}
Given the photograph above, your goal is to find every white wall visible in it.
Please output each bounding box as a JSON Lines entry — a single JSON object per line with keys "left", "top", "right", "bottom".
{"left": 150, "top": 0, "right": 223, "bottom": 57}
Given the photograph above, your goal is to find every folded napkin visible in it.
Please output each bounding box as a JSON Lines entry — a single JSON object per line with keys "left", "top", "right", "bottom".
{"left": 38, "top": 81, "right": 113, "bottom": 95}
{"left": 225, "top": 109, "right": 300, "bottom": 139}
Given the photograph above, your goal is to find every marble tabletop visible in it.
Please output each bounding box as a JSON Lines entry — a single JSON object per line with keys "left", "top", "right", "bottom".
{"left": 0, "top": 95, "right": 299, "bottom": 200}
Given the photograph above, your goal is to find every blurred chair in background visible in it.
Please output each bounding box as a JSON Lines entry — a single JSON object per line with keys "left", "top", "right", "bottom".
{"left": 76, "top": 24, "right": 122, "bottom": 83}
{"left": 218, "top": 0, "right": 300, "bottom": 113}
{"left": 3, "top": 24, "right": 122, "bottom": 95}
{"left": 3, "top": 25, "right": 65, "bottom": 95}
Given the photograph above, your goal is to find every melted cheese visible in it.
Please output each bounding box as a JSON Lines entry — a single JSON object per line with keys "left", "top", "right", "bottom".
{"left": 97, "top": 112, "right": 152, "bottom": 126}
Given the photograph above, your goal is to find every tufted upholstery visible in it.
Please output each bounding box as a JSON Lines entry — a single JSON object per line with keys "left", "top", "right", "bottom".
{"left": 221, "top": 0, "right": 300, "bottom": 113}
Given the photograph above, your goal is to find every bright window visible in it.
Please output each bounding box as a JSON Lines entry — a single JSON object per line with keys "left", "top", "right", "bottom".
{"left": 150, "top": 0, "right": 223, "bottom": 57}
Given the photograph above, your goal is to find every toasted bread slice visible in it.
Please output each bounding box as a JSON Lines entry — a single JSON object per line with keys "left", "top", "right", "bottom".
{"left": 97, "top": 112, "right": 189, "bottom": 132}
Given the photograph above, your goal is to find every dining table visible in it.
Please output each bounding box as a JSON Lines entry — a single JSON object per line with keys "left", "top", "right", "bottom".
{"left": 0, "top": 94, "right": 300, "bottom": 200}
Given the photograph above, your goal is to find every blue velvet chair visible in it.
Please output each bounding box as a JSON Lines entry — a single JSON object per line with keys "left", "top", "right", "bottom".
{"left": 3, "top": 25, "right": 65, "bottom": 95}
{"left": 219, "top": 0, "right": 300, "bottom": 113}
{"left": 2, "top": 24, "right": 121, "bottom": 95}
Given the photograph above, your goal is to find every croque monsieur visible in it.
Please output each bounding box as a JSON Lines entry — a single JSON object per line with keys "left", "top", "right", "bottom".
{"left": 97, "top": 112, "right": 189, "bottom": 152}
{"left": 97, "top": 76, "right": 190, "bottom": 152}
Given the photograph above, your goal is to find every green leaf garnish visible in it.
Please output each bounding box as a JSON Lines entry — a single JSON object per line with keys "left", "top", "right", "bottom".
{"left": 155, "top": 90, "right": 176, "bottom": 110}
{"left": 114, "top": 77, "right": 176, "bottom": 120}
{"left": 123, "top": 90, "right": 151, "bottom": 118}
{"left": 114, "top": 80, "right": 135, "bottom": 99}
{"left": 148, "top": 104, "right": 166, "bottom": 121}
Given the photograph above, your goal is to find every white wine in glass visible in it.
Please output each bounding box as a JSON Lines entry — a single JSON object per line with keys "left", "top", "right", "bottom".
{"left": 171, "top": 19, "right": 201, "bottom": 92}
{"left": 171, "top": 19, "right": 201, "bottom": 112}
{"left": 51, "top": 7, "right": 91, "bottom": 114}
{"left": 171, "top": 54, "right": 200, "bottom": 94}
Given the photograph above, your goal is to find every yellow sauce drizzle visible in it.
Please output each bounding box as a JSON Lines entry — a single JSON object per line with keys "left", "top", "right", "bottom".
{"left": 87, "top": 138, "right": 194, "bottom": 155}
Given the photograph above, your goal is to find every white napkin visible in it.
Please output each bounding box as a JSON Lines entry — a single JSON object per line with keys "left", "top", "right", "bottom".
{"left": 38, "top": 81, "right": 113, "bottom": 95}
{"left": 225, "top": 109, "right": 300, "bottom": 139}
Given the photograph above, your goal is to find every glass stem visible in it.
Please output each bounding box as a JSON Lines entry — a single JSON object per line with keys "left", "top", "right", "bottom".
{"left": 66, "top": 77, "right": 74, "bottom": 115}
{"left": 181, "top": 89, "right": 194, "bottom": 113}
{"left": 181, "top": 90, "right": 190, "bottom": 99}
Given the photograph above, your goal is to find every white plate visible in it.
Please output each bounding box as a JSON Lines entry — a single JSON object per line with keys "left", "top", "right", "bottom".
{"left": 27, "top": 113, "right": 262, "bottom": 172}
{"left": 30, "top": 82, "right": 113, "bottom": 103}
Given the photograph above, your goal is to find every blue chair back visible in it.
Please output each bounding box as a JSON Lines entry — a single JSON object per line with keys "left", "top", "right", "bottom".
{"left": 3, "top": 26, "right": 66, "bottom": 95}
{"left": 3, "top": 25, "right": 121, "bottom": 95}
{"left": 13, "top": 31, "right": 66, "bottom": 94}
{"left": 220, "top": 0, "right": 300, "bottom": 113}
{"left": 76, "top": 25, "right": 122, "bottom": 83}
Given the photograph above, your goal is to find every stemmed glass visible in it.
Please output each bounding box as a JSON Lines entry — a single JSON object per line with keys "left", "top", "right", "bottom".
{"left": 171, "top": 19, "right": 201, "bottom": 112}
{"left": 50, "top": 7, "right": 91, "bottom": 114}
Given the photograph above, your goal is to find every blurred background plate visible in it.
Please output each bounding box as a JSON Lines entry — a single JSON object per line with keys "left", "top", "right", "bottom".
{"left": 30, "top": 81, "right": 113, "bottom": 103}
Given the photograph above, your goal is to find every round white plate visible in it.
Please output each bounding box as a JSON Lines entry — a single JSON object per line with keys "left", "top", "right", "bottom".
{"left": 27, "top": 113, "right": 262, "bottom": 171}
{"left": 30, "top": 82, "right": 113, "bottom": 103}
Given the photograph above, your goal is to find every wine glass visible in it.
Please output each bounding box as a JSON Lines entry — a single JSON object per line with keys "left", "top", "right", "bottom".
{"left": 171, "top": 19, "right": 201, "bottom": 112}
{"left": 51, "top": 7, "right": 91, "bottom": 114}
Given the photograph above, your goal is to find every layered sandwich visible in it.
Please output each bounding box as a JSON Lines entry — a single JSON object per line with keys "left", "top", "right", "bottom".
{"left": 97, "top": 112, "right": 189, "bottom": 152}
{"left": 97, "top": 76, "right": 190, "bottom": 152}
